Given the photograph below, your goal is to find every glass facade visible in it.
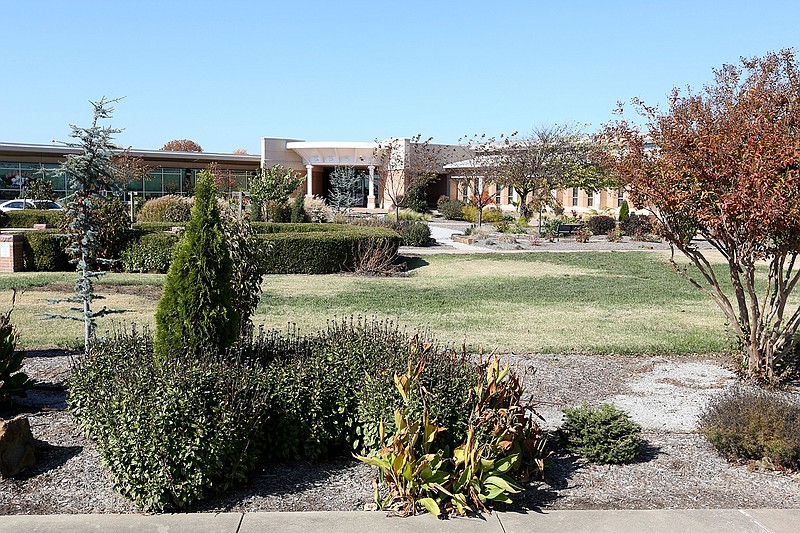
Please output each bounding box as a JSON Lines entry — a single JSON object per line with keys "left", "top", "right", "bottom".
{"left": 2, "top": 161, "right": 255, "bottom": 200}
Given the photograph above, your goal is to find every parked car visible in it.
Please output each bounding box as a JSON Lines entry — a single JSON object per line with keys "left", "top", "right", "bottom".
{"left": 0, "top": 199, "right": 65, "bottom": 211}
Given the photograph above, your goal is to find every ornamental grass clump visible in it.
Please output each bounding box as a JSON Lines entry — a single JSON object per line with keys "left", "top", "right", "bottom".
{"left": 560, "top": 403, "right": 643, "bottom": 464}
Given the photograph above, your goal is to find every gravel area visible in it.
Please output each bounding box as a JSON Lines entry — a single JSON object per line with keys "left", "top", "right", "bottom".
{"left": 1, "top": 350, "right": 798, "bottom": 515}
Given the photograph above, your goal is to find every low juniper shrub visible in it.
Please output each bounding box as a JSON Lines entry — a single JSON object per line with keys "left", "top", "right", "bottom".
{"left": 560, "top": 403, "right": 643, "bottom": 464}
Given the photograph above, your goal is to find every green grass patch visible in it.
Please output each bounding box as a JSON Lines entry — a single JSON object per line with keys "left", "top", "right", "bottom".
{"left": 253, "top": 251, "right": 735, "bottom": 355}
{"left": 0, "top": 252, "right": 758, "bottom": 353}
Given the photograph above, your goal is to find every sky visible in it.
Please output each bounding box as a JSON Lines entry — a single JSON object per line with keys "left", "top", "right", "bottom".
{"left": 2, "top": 0, "right": 799, "bottom": 154}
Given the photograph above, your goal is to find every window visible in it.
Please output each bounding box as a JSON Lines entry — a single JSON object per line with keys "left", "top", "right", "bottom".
{"left": 587, "top": 190, "right": 594, "bottom": 207}
{"left": 461, "top": 183, "right": 469, "bottom": 202}
{"left": 571, "top": 187, "right": 579, "bottom": 207}
{"left": 617, "top": 188, "right": 625, "bottom": 207}
{"left": 495, "top": 186, "right": 502, "bottom": 204}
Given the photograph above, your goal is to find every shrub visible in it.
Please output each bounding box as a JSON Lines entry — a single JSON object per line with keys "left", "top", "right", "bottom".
{"left": 587, "top": 215, "right": 616, "bottom": 235}
{"left": 0, "top": 307, "right": 34, "bottom": 408}
{"left": 154, "top": 170, "right": 238, "bottom": 357}
{"left": 607, "top": 227, "right": 623, "bottom": 242}
{"left": 269, "top": 201, "right": 291, "bottom": 223}
{"left": 4, "top": 209, "right": 64, "bottom": 228}
{"left": 257, "top": 226, "right": 400, "bottom": 274}
{"left": 68, "top": 329, "right": 272, "bottom": 511}
{"left": 136, "top": 195, "right": 193, "bottom": 223}
{"left": 437, "top": 196, "right": 465, "bottom": 220}
{"left": 406, "top": 183, "right": 428, "bottom": 213}
{"left": 620, "top": 213, "right": 652, "bottom": 239}
{"left": 618, "top": 200, "right": 630, "bottom": 221}
{"left": 303, "top": 195, "right": 333, "bottom": 223}
{"left": 246, "top": 319, "right": 477, "bottom": 462}
{"left": 481, "top": 208, "right": 504, "bottom": 223}
{"left": 560, "top": 403, "right": 643, "bottom": 464}
{"left": 397, "top": 221, "right": 430, "bottom": 246}
{"left": 461, "top": 204, "right": 478, "bottom": 222}
{"left": 495, "top": 221, "right": 511, "bottom": 233}
{"left": 121, "top": 233, "right": 180, "bottom": 273}
{"left": 290, "top": 192, "right": 306, "bottom": 223}
{"left": 574, "top": 226, "right": 592, "bottom": 243}
{"left": 23, "top": 231, "right": 70, "bottom": 271}
{"left": 88, "top": 196, "right": 132, "bottom": 263}
{"left": 699, "top": 386, "right": 800, "bottom": 469}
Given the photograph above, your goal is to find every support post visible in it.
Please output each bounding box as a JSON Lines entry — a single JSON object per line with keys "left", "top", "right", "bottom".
{"left": 367, "top": 165, "right": 376, "bottom": 209}
{"left": 305, "top": 164, "right": 313, "bottom": 196}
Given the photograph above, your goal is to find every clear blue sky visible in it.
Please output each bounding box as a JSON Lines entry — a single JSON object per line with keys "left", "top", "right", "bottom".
{"left": 2, "top": 0, "right": 799, "bottom": 153}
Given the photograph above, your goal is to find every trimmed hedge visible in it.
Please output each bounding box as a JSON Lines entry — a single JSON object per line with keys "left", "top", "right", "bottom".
{"left": 252, "top": 222, "right": 357, "bottom": 234}
{"left": 4, "top": 210, "right": 64, "bottom": 228}
{"left": 132, "top": 222, "right": 186, "bottom": 233}
{"left": 258, "top": 226, "right": 400, "bottom": 274}
{"left": 121, "top": 233, "right": 181, "bottom": 273}
{"left": 122, "top": 224, "right": 401, "bottom": 275}
{"left": 23, "top": 231, "right": 71, "bottom": 271}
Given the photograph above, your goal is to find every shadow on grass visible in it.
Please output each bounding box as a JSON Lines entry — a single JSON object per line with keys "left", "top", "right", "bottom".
{"left": 403, "top": 257, "right": 430, "bottom": 272}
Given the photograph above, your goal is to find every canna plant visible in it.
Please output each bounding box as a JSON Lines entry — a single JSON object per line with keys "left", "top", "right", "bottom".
{"left": 357, "top": 354, "right": 547, "bottom": 517}
{"left": 0, "top": 299, "right": 34, "bottom": 408}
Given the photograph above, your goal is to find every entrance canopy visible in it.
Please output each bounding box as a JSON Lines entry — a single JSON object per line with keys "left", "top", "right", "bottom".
{"left": 286, "top": 141, "right": 379, "bottom": 166}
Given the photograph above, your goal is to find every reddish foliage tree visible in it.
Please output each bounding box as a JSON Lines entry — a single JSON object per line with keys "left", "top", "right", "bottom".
{"left": 600, "top": 49, "right": 800, "bottom": 382}
{"left": 207, "top": 162, "right": 236, "bottom": 192}
{"left": 161, "top": 139, "right": 203, "bottom": 152}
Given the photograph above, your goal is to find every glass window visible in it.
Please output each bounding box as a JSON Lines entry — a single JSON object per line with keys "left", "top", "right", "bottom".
{"left": 495, "top": 186, "right": 502, "bottom": 204}
{"left": 571, "top": 188, "right": 579, "bottom": 207}
{"left": 587, "top": 190, "right": 594, "bottom": 206}
{"left": 618, "top": 188, "right": 625, "bottom": 207}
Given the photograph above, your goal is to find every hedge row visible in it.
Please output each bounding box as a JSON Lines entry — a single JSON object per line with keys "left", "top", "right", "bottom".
{"left": 23, "top": 231, "right": 71, "bottom": 271}
{"left": 1, "top": 210, "right": 65, "bottom": 228}
{"left": 251, "top": 222, "right": 356, "bottom": 234}
{"left": 257, "top": 227, "right": 401, "bottom": 274}
{"left": 18, "top": 223, "right": 401, "bottom": 275}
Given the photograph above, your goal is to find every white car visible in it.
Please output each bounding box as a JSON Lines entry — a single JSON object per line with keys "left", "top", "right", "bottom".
{"left": 0, "top": 199, "right": 65, "bottom": 211}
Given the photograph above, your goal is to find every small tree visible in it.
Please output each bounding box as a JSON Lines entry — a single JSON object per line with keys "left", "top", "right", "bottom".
{"left": 161, "top": 139, "right": 203, "bottom": 152}
{"left": 375, "top": 135, "right": 451, "bottom": 220}
{"left": 154, "top": 170, "right": 238, "bottom": 357}
{"left": 601, "top": 49, "right": 800, "bottom": 382}
{"left": 450, "top": 134, "right": 502, "bottom": 226}
{"left": 54, "top": 97, "right": 125, "bottom": 351}
{"left": 26, "top": 176, "right": 56, "bottom": 202}
{"left": 328, "top": 166, "right": 362, "bottom": 213}
{"left": 249, "top": 164, "right": 304, "bottom": 221}
{"left": 291, "top": 191, "right": 306, "bottom": 222}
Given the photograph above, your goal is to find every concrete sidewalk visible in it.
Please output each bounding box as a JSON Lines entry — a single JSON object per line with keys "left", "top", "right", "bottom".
{"left": 1, "top": 509, "right": 797, "bottom": 533}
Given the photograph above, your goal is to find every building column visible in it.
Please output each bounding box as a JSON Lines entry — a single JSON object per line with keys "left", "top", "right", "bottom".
{"left": 367, "top": 165, "right": 376, "bottom": 209}
{"left": 305, "top": 164, "right": 313, "bottom": 196}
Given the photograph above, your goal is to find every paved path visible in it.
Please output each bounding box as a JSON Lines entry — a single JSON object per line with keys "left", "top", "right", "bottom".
{"left": 1, "top": 509, "right": 797, "bottom": 533}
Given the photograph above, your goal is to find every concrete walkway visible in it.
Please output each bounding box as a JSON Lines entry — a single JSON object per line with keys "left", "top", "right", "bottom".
{"left": 1, "top": 509, "right": 797, "bottom": 533}
{"left": 426, "top": 223, "right": 481, "bottom": 251}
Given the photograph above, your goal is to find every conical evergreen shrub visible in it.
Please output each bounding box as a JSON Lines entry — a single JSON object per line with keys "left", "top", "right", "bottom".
{"left": 154, "top": 170, "right": 238, "bottom": 357}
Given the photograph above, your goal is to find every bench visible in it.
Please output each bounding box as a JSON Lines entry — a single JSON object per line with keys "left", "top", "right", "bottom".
{"left": 555, "top": 223, "right": 585, "bottom": 237}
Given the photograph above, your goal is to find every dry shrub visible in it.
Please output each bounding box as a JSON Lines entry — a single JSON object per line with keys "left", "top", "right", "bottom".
{"left": 699, "top": 386, "right": 800, "bottom": 470}
{"left": 351, "top": 238, "right": 404, "bottom": 276}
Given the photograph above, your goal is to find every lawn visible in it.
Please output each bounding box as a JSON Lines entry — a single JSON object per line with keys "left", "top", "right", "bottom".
{"left": 0, "top": 252, "right": 738, "bottom": 353}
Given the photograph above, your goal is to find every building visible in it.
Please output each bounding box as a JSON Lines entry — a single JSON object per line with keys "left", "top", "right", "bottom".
{"left": 0, "top": 138, "right": 626, "bottom": 214}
